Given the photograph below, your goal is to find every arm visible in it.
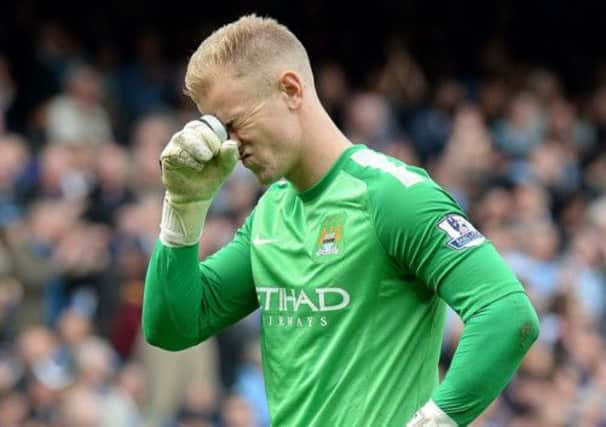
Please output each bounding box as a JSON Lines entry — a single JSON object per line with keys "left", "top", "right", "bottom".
{"left": 433, "top": 289, "right": 538, "bottom": 426}
{"left": 367, "top": 163, "right": 539, "bottom": 426}
{"left": 426, "top": 246, "right": 539, "bottom": 426}
{"left": 142, "top": 116, "right": 258, "bottom": 351}
{"left": 143, "top": 213, "right": 258, "bottom": 351}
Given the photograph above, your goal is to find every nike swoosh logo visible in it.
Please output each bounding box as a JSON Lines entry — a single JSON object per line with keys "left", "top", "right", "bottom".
{"left": 253, "top": 237, "right": 276, "bottom": 246}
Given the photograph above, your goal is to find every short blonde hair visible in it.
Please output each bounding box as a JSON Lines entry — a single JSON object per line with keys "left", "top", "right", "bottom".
{"left": 185, "top": 14, "right": 314, "bottom": 104}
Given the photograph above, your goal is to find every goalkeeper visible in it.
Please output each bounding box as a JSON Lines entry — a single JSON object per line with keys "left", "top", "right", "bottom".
{"left": 143, "top": 14, "right": 539, "bottom": 427}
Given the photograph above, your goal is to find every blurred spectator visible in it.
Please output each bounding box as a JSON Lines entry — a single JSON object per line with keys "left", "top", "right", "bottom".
{"left": 0, "top": 54, "right": 17, "bottom": 133}
{"left": 526, "top": 68, "right": 562, "bottom": 109}
{"left": 17, "top": 326, "right": 67, "bottom": 423}
{"left": 137, "top": 336, "right": 219, "bottom": 427}
{"left": 492, "top": 92, "right": 545, "bottom": 159}
{"left": 166, "top": 379, "right": 218, "bottom": 427}
{"left": 478, "top": 77, "right": 508, "bottom": 125}
{"left": 221, "top": 394, "right": 256, "bottom": 427}
{"left": 233, "top": 339, "right": 269, "bottom": 427}
{"left": 374, "top": 42, "right": 428, "bottom": 113}
{"left": 117, "top": 31, "right": 176, "bottom": 130}
{"left": 83, "top": 142, "right": 136, "bottom": 225}
{"left": 56, "top": 386, "right": 101, "bottom": 427}
{"left": 0, "top": 277, "right": 23, "bottom": 345}
{"left": 589, "top": 83, "right": 606, "bottom": 143}
{"left": 315, "top": 61, "right": 349, "bottom": 128}
{"left": 72, "top": 337, "right": 143, "bottom": 426}
{"left": 0, "top": 133, "right": 30, "bottom": 224}
{"left": 560, "top": 227, "right": 606, "bottom": 322}
{"left": 544, "top": 98, "right": 596, "bottom": 157}
{"left": 109, "top": 237, "right": 147, "bottom": 360}
{"left": 344, "top": 91, "right": 401, "bottom": 149}
{"left": 407, "top": 78, "right": 464, "bottom": 163}
{"left": 114, "top": 362, "right": 147, "bottom": 423}
{"left": 0, "top": 391, "right": 30, "bottom": 427}
{"left": 23, "top": 143, "right": 91, "bottom": 202}
{"left": 432, "top": 103, "right": 496, "bottom": 209}
{"left": 131, "top": 113, "right": 177, "bottom": 196}
{"left": 35, "top": 22, "right": 83, "bottom": 84}
{"left": 505, "top": 221, "right": 561, "bottom": 311}
{"left": 45, "top": 63, "right": 113, "bottom": 146}
{"left": 52, "top": 222, "right": 118, "bottom": 334}
{"left": 522, "top": 139, "right": 581, "bottom": 198}
{"left": 12, "top": 198, "right": 77, "bottom": 327}
{"left": 585, "top": 151, "right": 606, "bottom": 196}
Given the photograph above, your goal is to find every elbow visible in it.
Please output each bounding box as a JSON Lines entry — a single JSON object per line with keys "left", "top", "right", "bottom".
{"left": 142, "top": 320, "right": 198, "bottom": 352}
{"left": 515, "top": 295, "right": 540, "bottom": 353}
{"left": 141, "top": 323, "right": 166, "bottom": 349}
{"left": 142, "top": 325, "right": 165, "bottom": 349}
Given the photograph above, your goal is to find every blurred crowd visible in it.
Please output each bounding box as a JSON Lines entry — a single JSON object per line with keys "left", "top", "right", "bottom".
{"left": 0, "top": 19, "right": 605, "bottom": 427}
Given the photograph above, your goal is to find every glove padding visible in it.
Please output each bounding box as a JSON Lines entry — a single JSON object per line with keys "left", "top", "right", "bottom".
{"left": 160, "top": 120, "right": 238, "bottom": 203}
{"left": 159, "top": 119, "right": 239, "bottom": 246}
{"left": 406, "top": 400, "right": 457, "bottom": 427}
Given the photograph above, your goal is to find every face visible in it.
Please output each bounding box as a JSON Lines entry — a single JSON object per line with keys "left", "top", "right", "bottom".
{"left": 198, "top": 69, "right": 303, "bottom": 185}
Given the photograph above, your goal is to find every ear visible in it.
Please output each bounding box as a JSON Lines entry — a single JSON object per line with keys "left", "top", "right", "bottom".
{"left": 278, "top": 71, "right": 303, "bottom": 110}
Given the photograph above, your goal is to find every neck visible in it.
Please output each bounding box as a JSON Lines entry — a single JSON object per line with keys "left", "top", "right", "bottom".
{"left": 286, "top": 98, "right": 352, "bottom": 191}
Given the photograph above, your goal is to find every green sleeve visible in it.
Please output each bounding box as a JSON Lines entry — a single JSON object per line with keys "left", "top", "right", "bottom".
{"left": 143, "top": 212, "right": 258, "bottom": 351}
{"left": 369, "top": 168, "right": 539, "bottom": 425}
{"left": 433, "top": 290, "right": 539, "bottom": 426}
{"left": 371, "top": 172, "right": 524, "bottom": 310}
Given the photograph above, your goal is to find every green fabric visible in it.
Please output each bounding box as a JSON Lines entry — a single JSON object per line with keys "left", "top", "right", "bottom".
{"left": 143, "top": 144, "right": 538, "bottom": 426}
{"left": 433, "top": 292, "right": 540, "bottom": 426}
{"left": 143, "top": 212, "right": 257, "bottom": 350}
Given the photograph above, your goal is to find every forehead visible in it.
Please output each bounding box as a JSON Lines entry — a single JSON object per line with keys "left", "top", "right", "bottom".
{"left": 196, "top": 72, "right": 256, "bottom": 124}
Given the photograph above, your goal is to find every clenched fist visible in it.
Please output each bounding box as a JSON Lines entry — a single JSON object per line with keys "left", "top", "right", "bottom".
{"left": 160, "top": 116, "right": 239, "bottom": 203}
{"left": 159, "top": 115, "right": 239, "bottom": 246}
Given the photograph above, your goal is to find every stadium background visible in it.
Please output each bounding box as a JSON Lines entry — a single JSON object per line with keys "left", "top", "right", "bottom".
{"left": 0, "top": 1, "right": 605, "bottom": 425}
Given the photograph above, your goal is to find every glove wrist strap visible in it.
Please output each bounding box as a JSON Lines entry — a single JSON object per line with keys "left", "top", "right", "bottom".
{"left": 159, "top": 192, "right": 212, "bottom": 247}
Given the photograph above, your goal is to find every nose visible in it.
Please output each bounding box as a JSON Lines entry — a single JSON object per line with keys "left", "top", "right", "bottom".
{"left": 228, "top": 129, "right": 240, "bottom": 141}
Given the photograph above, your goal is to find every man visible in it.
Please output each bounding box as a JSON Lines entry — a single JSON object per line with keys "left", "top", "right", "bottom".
{"left": 143, "top": 15, "right": 539, "bottom": 426}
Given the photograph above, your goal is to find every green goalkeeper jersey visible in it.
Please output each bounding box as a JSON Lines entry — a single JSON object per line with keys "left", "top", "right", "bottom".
{"left": 144, "top": 144, "right": 528, "bottom": 426}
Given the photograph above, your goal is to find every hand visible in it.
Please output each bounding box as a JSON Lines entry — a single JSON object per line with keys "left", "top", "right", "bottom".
{"left": 160, "top": 118, "right": 239, "bottom": 203}
{"left": 159, "top": 116, "right": 239, "bottom": 247}
{"left": 406, "top": 400, "right": 457, "bottom": 427}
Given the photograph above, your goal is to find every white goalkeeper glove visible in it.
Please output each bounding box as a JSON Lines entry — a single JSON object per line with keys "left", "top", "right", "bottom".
{"left": 159, "top": 115, "right": 239, "bottom": 247}
{"left": 406, "top": 400, "right": 457, "bottom": 427}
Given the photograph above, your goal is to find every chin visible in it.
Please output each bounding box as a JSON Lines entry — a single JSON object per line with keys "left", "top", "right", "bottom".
{"left": 255, "top": 169, "right": 281, "bottom": 185}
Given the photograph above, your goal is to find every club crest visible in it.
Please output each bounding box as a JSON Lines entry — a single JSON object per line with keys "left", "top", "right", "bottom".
{"left": 315, "top": 214, "right": 345, "bottom": 257}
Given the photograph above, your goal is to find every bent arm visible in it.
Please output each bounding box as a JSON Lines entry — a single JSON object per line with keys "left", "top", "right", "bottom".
{"left": 429, "top": 241, "right": 540, "bottom": 426}
{"left": 143, "top": 214, "right": 258, "bottom": 351}
{"left": 365, "top": 165, "right": 539, "bottom": 425}
{"left": 434, "top": 290, "right": 539, "bottom": 426}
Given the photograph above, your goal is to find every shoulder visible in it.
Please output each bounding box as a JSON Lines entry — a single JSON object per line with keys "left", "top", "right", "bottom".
{"left": 342, "top": 147, "right": 453, "bottom": 210}
{"left": 262, "top": 179, "right": 292, "bottom": 198}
